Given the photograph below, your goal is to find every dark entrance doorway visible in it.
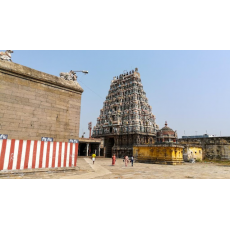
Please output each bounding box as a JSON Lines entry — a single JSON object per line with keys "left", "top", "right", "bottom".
{"left": 90, "top": 143, "right": 99, "bottom": 156}
{"left": 79, "top": 143, "right": 87, "bottom": 156}
{"left": 100, "top": 148, "right": 104, "bottom": 157}
{"left": 106, "top": 138, "right": 114, "bottom": 158}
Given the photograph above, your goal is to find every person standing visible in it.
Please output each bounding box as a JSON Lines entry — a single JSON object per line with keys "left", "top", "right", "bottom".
{"left": 92, "top": 152, "right": 96, "bottom": 164}
{"left": 130, "top": 156, "right": 134, "bottom": 167}
{"left": 112, "top": 154, "right": 116, "bottom": 166}
{"left": 125, "top": 155, "right": 129, "bottom": 167}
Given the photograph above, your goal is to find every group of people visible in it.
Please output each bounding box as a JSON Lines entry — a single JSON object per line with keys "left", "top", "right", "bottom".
{"left": 112, "top": 154, "right": 134, "bottom": 167}
{"left": 91, "top": 154, "right": 134, "bottom": 167}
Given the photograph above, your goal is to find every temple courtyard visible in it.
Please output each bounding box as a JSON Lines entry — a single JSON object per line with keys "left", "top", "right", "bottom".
{"left": 0, "top": 158, "right": 230, "bottom": 179}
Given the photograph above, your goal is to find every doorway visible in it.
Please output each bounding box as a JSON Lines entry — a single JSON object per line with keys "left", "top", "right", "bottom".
{"left": 78, "top": 143, "right": 87, "bottom": 156}
{"left": 106, "top": 138, "right": 114, "bottom": 158}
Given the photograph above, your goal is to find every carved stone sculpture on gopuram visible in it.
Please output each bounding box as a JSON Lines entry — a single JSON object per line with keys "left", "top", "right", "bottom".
{"left": 0, "top": 50, "right": 13, "bottom": 62}
{"left": 92, "top": 68, "right": 159, "bottom": 157}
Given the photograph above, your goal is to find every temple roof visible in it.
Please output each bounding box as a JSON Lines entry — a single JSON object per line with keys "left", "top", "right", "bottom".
{"left": 161, "top": 126, "right": 174, "bottom": 132}
{"left": 160, "top": 121, "right": 173, "bottom": 130}
{"left": 158, "top": 121, "right": 176, "bottom": 135}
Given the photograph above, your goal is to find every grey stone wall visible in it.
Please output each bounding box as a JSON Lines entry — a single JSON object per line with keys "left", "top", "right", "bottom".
{"left": 0, "top": 60, "right": 83, "bottom": 142}
{"left": 178, "top": 137, "right": 230, "bottom": 160}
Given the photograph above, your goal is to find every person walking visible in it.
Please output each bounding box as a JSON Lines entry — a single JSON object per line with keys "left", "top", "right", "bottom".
{"left": 125, "top": 155, "right": 129, "bottom": 167}
{"left": 130, "top": 156, "right": 134, "bottom": 167}
{"left": 91, "top": 152, "right": 96, "bottom": 164}
{"left": 112, "top": 154, "right": 116, "bottom": 166}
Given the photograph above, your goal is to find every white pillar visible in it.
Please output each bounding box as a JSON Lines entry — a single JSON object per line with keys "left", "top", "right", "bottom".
{"left": 86, "top": 143, "right": 89, "bottom": 156}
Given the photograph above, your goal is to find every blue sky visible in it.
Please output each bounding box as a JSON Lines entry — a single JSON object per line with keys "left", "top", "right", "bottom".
{"left": 8, "top": 50, "right": 230, "bottom": 138}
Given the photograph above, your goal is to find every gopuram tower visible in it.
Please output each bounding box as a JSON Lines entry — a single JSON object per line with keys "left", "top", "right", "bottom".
{"left": 92, "top": 68, "right": 159, "bottom": 157}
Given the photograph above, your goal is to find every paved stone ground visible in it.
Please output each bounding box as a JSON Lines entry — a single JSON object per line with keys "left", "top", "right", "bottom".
{"left": 1, "top": 158, "right": 230, "bottom": 179}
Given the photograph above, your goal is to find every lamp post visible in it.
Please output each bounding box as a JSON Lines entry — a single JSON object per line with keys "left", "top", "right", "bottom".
{"left": 72, "top": 70, "right": 89, "bottom": 80}
{"left": 72, "top": 70, "right": 89, "bottom": 74}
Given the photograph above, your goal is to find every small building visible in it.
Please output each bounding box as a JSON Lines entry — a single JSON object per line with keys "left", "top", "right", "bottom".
{"left": 134, "top": 122, "right": 184, "bottom": 165}
{"left": 78, "top": 138, "right": 104, "bottom": 157}
{"left": 182, "top": 134, "right": 215, "bottom": 139}
{"left": 133, "top": 144, "right": 184, "bottom": 165}
{"left": 183, "top": 145, "right": 202, "bottom": 162}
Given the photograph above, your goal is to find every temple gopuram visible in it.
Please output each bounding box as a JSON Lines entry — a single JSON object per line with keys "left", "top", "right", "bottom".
{"left": 92, "top": 68, "right": 159, "bottom": 157}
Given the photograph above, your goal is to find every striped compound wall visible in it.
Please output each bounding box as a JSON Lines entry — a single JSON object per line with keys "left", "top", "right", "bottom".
{"left": 0, "top": 139, "right": 78, "bottom": 171}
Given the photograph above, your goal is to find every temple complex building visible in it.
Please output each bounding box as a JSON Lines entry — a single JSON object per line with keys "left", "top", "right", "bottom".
{"left": 183, "top": 145, "right": 203, "bottom": 162}
{"left": 134, "top": 122, "right": 184, "bottom": 165}
{"left": 92, "top": 68, "right": 159, "bottom": 157}
{"left": 78, "top": 137, "right": 104, "bottom": 157}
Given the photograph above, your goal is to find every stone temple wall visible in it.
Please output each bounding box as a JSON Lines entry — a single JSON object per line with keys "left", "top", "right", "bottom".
{"left": 0, "top": 60, "right": 83, "bottom": 142}
{"left": 178, "top": 137, "right": 230, "bottom": 160}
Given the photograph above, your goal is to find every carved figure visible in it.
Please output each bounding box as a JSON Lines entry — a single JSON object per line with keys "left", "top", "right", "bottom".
{"left": 59, "top": 70, "right": 77, "bottom": 81}
{"left": 0, "top": 50, "right": 13, "bottom": 61}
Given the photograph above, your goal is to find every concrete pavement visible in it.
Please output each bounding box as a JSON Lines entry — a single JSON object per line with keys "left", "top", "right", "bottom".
{"left": 59, "top": 158, "right": 112, "bottom": 179}
{"left": 1, "top": 158, "right": 230, "bottom": 179}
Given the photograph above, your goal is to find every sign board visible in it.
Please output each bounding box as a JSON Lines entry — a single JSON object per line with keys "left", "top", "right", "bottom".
{"left": 41, "top": 137, "right": 53, "bottom": 142}
{"left": 0, "top": 134, "right": 8, "bottom": 140}
{"left": 69, "top": 139, "right": 79, "bottom": 143}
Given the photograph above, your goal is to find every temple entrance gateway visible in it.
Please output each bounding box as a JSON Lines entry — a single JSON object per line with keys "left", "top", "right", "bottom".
{"left": 106, "top": 138, "right": 114, "bottom": 158}
{"left": 92, "top": 68, "right": 159, "bottom": 158}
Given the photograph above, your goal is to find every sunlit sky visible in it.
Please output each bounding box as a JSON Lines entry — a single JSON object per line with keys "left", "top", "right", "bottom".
{"left": 7, "top": 50, "right": 230, "bottom": 138}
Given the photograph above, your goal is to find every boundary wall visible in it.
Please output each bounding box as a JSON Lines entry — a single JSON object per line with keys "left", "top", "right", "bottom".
{"left": 0, "top": 60, "right": 83, "bottom": 142}
{"left": 178, "top": 137, "right": 230, "bottom": 160}
{"left": 0, "top": 139, "right": 78, "bottom": 171}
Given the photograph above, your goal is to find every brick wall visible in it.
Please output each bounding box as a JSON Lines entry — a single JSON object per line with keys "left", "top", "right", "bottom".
{"left": 0, "top": 60, "right": 83, "bottom": 142}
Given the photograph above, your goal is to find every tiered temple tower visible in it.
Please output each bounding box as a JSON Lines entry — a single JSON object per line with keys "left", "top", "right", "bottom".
{"left": 92, "top": 68, "right": 159, "bottom": 157}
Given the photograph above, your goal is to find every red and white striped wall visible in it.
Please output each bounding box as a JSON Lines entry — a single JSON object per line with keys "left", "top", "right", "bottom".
{"left": 0, "top": 139, "right": 78, "bottom": 171}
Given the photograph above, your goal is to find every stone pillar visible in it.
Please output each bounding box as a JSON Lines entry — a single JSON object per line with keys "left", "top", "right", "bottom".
{"left": 86, "top": 143, "right": 89, "bottom": 156}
